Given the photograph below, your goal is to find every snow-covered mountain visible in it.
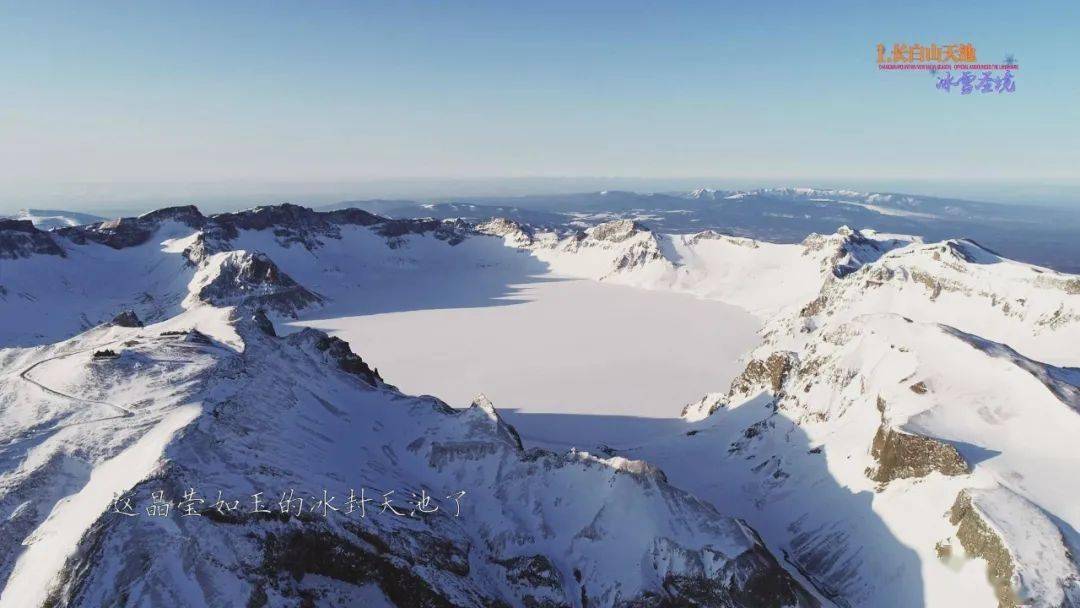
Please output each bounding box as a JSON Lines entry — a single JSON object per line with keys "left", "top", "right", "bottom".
{"left": 0, "top": 205, "right": 818, "bottom": 607}
{"left": 1, "top": 203, "right": 1078, "bottom": 607}
{"left": 359, "top": 188, "right": 1080, "bottom": 274}
{"left": 478, "top": 217, "right": 1080, "bottom": 606}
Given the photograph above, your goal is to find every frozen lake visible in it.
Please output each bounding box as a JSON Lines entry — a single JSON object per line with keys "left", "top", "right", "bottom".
{"left": 292, "top": 273, "right": 760, "bottom": 446}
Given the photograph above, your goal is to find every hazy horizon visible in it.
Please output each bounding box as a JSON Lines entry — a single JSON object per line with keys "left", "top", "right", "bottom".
{"left": 3, "top": 176, "right": 1080, "bottom": 218}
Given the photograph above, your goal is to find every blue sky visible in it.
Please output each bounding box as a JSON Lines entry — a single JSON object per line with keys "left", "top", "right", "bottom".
{"left": 1, "top": 1, "right": 1078, "bottom": 210}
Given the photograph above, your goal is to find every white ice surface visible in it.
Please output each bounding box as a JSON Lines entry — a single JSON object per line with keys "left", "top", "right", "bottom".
{"left": 291, "top": 275, "right": 759, "bottom": 448}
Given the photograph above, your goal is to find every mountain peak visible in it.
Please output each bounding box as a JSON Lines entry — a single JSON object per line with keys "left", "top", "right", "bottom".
{"left": 0, "top": 218, "right": 65, "bottom": 258}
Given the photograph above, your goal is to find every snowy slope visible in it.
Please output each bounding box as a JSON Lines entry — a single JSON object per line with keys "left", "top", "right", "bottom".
{"left": 1, "top": 202, "right": 1077, "bottom": 607}
{"left": 0, "top": 309, "right": 814, "bottom": 607}
{"left": 480, "top": 219, "right": 915, "bottom": 317}
{"left": 0, "top": 219, "right": 200, "bottom": 346}
{"left": 618, "top": 313, "right": 1080, "bottom": 607}
{"left": 0, "top": 205, "right": 819, "bottom": 607}
{"left": 481, "top": 217, "right": 1080, "bottom": 606}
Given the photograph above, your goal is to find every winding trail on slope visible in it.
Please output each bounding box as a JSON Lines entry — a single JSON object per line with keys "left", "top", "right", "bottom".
{"left": 17, "top": 343, "right": 134, "bottom": 427}
{"left": 12, "top": 335, "right": 219, "bottom": 438}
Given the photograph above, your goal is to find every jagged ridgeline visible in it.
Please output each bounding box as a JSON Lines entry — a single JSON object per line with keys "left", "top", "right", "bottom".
{"left": 0, "top": 205, "right": 819, "bottom": 607}
{"left": 0, "top": 201, "right": 1078, "bottom": 607}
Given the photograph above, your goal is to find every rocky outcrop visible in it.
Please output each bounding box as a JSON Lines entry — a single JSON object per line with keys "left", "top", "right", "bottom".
{"left": 587, "top": 219, "right": 644, "bottom": 243}
{"left": 253, "top": 528, "right": 464, "bottom": 608}
{"left": 53, "top": 203, "right": 470, "bottom": 255}
{"left": 215, "top": 204, "right": 470, "bottom": 250}
{"left": 0, "top": 219, "right": 65, "bottom": 259}
{"left": 632, "top": 537, "right": 821, "bottom": 608}
{"left": 212, "top": 203, "right": 381, "bottom": 250}
{"left": 492, "top": 555, "right": 567, "bottom": 607}
{"left": 685, "top": 230, "right": 757, "bottom": 248}
{"left": 249, "top": 308, "right": 277, "bottom": 337}
{"left": 374, "top": 218, "right": 472, "bottom": 248}
{"left": 308, "top": 332, "right": 382, "bottom": 386}
{"left": 729, "top": 352, "right": 797, "bottom": 397}
{"left": 681, "top": 392, "right": 727, "bottom": 422}
{"left": 612, "top": 239, "right": 665, "bottom": 272}
{"left": 867, "top": 424, "right": 968, "bottom": 483}
{"left": 801, "top": 226, "right": 909, "bottom": 278}
{"left": 476, "top": 218, "right": 534, "bottom": 246}
{"left": 865, "top": 395, "right": 968, "bottom": 483}
{"left": 57, "top": 205, "right": 205, "bottom": 250}
{"left": 109, "top": 310, "right": 143, "bottom": 328}
{"left": 195, "top": 251, "right": 323, "bottom": 317}
{"left": 944, "top": 488, "right": 1080, "bottom": 608}
{"left": 234, "top": 316, "right": 382, "bottom": 385}
{"left": 216, "top": 203, "right": 378, "bottom": 233}
{"left": 463, "top": 394, "right": 524, "bottom": 452}
{"left": 948, "top": 491, "right": 1022, "bottom": 608}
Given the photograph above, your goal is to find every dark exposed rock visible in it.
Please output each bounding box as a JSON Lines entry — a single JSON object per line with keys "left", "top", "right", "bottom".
{"left": 137, "top": 205, "right": 206, "bottom": 226}
{"left": 867, "top": 423, "right": 968, "bottom": 483}
{"left": 306, "top": 333, "right": 382, "bottom": 386}
{"left": 110, "top": 310, "right": 143, "bottom": 328}
{"left": 802, "top": 226, "right": 899, "bottom": 279}
{"left": 492, "top": 555, "right": 568, "bottom": 608}
{"left": 181, "top": 231, "right": 228, "bottom": 265}
{"left": 830, "top": 230, "right": 881, "bottom": 278}
{"left": 949, "top": 491, "right": 1021, "bottom": 608}
{"left": 212, "top": 204, "right": 380, "bottom": 250}
{"left": 624, "top": 541, "right": 820, "bottom": 607}
{"left": 320, "top": 207, "right": 385, "bottom": 227}
{"left": 51, "top": 203, "right": 469, "bottom": 256}
{"left": 159, "top": 328, "right": 212, "bottom": 344}
{"left": 261, "top": 530, "right": 460, "bottom": 608}
{"left": 211, "top": 205, "right": 468, "bottom": 250}
{"left": 909, "top": 381, "right": 928, "bottom": 394}
{"left": 586, "top": 219, "right": 645, "bottom": 243}
{"left": 183, "top": 329, "right": 212, "bottom": 344}
{"left": 57, "top": 206, "right": 205, "bottom": 250}
{"left": 196, "top": 252, "right": 323, "bottom": 317}
{"left": 0, "top": 219, "right": 65, "bottom": 259}
{"left": 216, "top": 203, "right": 379, "bottom": 233}
{"left": 374, "top": 218, "right": 471, "bottom": 246}
{"left": 612, "top": 240, "right": 664, "bottom": 272}
{"left": 911, "top": 270, "right": 945, "bottom": 300}
{"left": 249, "top": 309, "right": 277, "bottom": 337}
{"left": 730, "top": 352, "right": 797, "bottom": 396}
{"left": 799, "top": 295, "right": 828, "bottom": 318}
{"left": 729, "top": 419, "right": 774, "bottom": 455}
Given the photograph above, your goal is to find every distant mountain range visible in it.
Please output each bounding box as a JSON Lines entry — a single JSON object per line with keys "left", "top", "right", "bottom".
{"left": 320, "top": 187, "right": 1080, "bottom": 273}
{"left": 2, "top": 209, "right": 106, "bottom": 231}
